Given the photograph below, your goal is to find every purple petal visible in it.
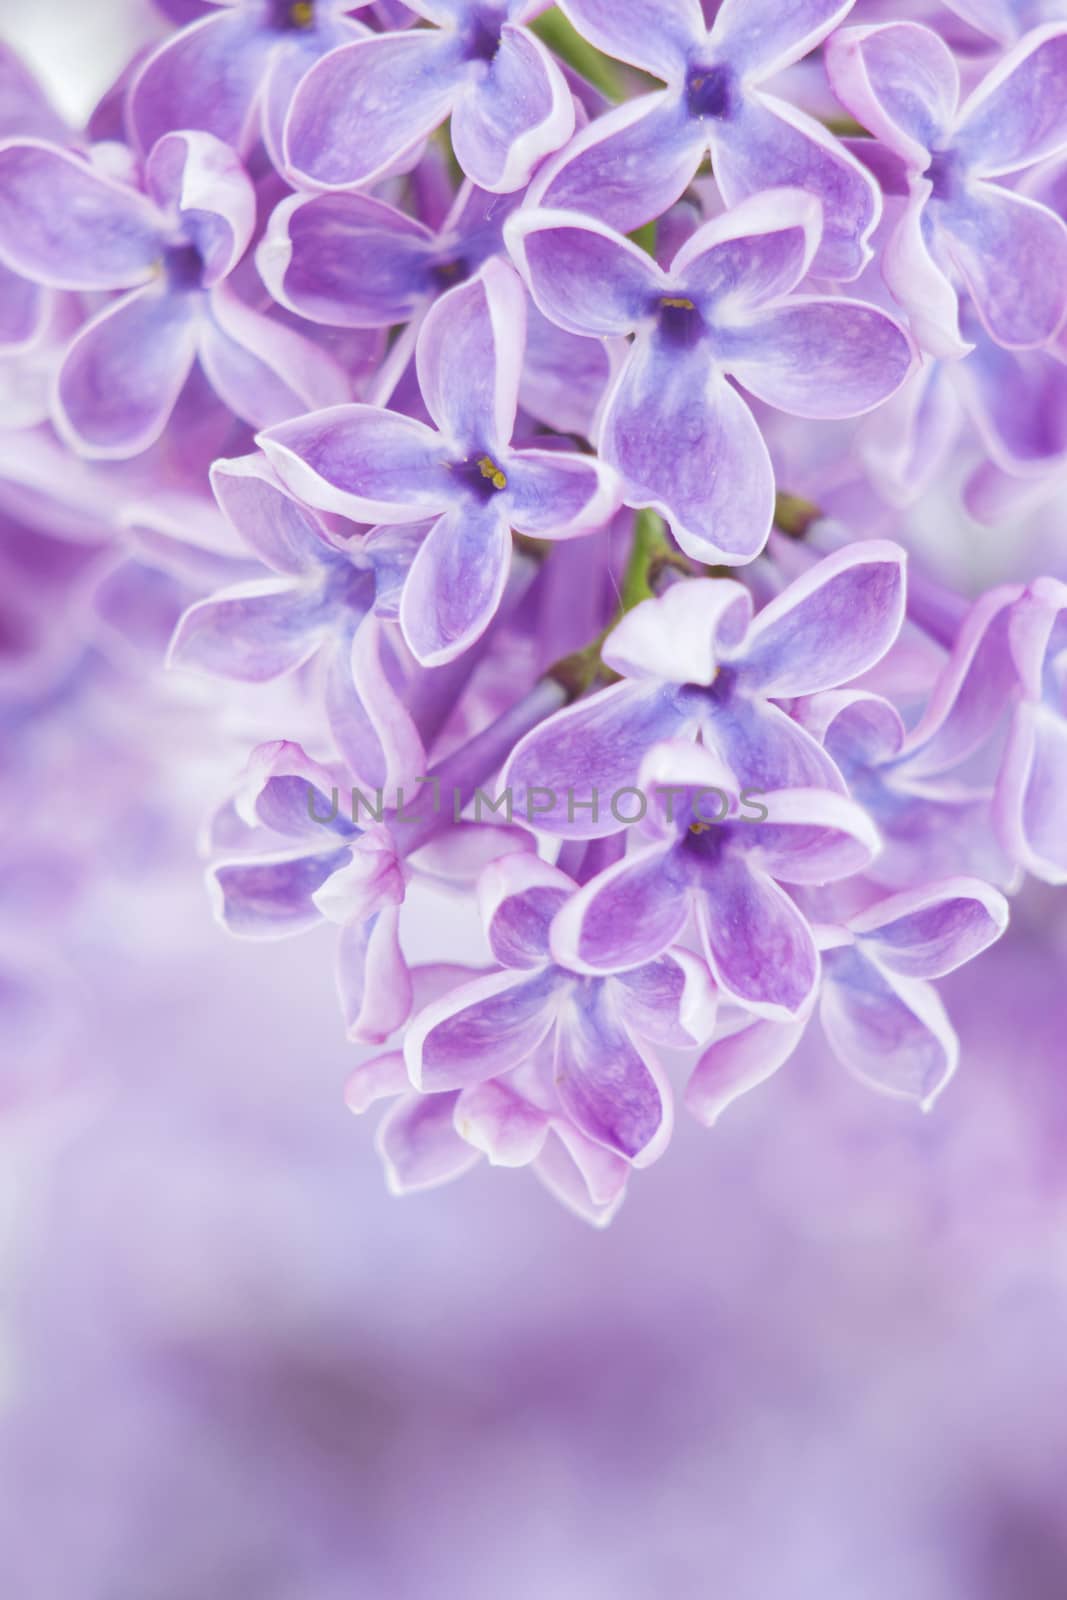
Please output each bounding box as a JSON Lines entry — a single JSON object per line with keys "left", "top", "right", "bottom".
{"left": 143, "top": 130, "right": 256, "bottom": 286}
{"left": 737, "top": 541, "right": 907, "bottom": 698}
{"left": 344, "top": 1049, "right": 408, "bottom": 1115}
{"left": 405, "top": 967, "right": 561, "bottom": 1090}
{"left": 376, "top": 1091, "right": 480, "bottom": 1193}
{"left": 210, "top": 846, "right": 352, "bottom": 938}
{"left": 532, "top": 92, "right": 705, "bottom": 235}
{"left": 450, "top": 24, "right": 573, "bottom": 192}
{"left": 199, "top": 283, "right": 350, "bottom": 430}
{"left": 479, "top": 853, "right": 572, "bottom": 969}
{"left": 703, "top": 698, "right": 848, "bottom": 794}
{"left": 554, "top": 984, "right": 667, "bottom": 1160}
{"left": 848, "top": 880, "right": 1009, "bottom": 978}
{"left": 55, "top": 287, "right": 199, "bottom": 459}
{"left": 257, "top": 191, "right": 436, "bottom": 327}
{"left": 883, "top": 182, "right": 969, "bottom": 360}
{"left": 742, "top": 788, "right": 882, "bottom": 884}
{"left": 454, "top": 1078, "right": 549, "bottom": 1165}
{"left": 505, "top": 448, "right": 619, "bottom": 537}
{"left": 996, "top": 701, "right": 1067, "bottom": 883}
{"left": 337, "top": 904, "right": 413, "bottom": 1043}
{"left": 710, "top": 92, "right": 880, "bottom": 281}
{"left": 506, "top": 209, "right": 666, "bottom": 337}
{"left": 557, "top": 0, "right": 704, "bottom": 79}
{"left": 694, "top": 856, "right": 819, "bottom": 1020}
{"left": 0, "top": 260, "right": 44, "bottom": 350}
{"left": 549, "top": 842, "right": 689, "bottom": 972}
{"left": 259, "top": 405, "right": 451, "bottom": 522}
{"left": 938, "top": 186, "right": 1067, "bottom": 349}
{"left": 954, "top": 23, "right": 1067, "bottom": 176}
{"left": 168, "top": 575, "right": 333, "bottom": 682}
{"left": 325, "top": 617, "right": 427, "bottom": 791}
{"left": 612, "top": 949, "right": 718, "bottom": 1047}
{"left": 601, "top": 332, "right": 775, "bottom": 564}
{"left": 727, "top": 297, "right": 914, "bottom": 419}
{"left": 603, "top": 578, "right": 752, "bottom": 685}
{"left": 519, "top": 301, "right": 620, "bottom": 437}
{"left": 129, "top": 10, "right": 273, "bottom": 154}
{"left": 0, "top": 141, "right": 161, "bottom": 290}
{"left": 231, "top": 740, "right": 352, "bottom": 841}
{"left": 712, "top": 0, "right": 857, "bottom": 80}
{"left": 533, "top": 1126, "right": 629, "bottom": 1225}
{"left": 398, "top": 499, "right": 510, "bottom": 666}
{"left": 502, "top": 681, "right": 689, "bottom": 838}
{"left": 672, "top": 188, "right": 821, "bottom": 311}
{"left": 415, "top": 259, "right": 523, "bottom": 453}
{"left": 259, "top": 14, "right": 371, "bottom": 173}
{"left": 903, "top": 584, "right": 1022, "bottom": 779}
{"left": 210, "top": 452, "right": 333, "bottom": 574}
{"left": 284, "top": 31, "right": 464, "bottom": 190}
{"left": 685, "top": 1016, "right": 807, "bottom": 1126}
{"left": 820, "top": 945, "right": 957, "bottom": 1105}
{"left": 826, "top": 22, "right": 958, "bottom": 167}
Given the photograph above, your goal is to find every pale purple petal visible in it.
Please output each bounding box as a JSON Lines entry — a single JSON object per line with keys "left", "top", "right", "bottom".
{"left": 995, "top": 700, "right": 1067, "bottom": 883}
{"left": 554, "top": 984, "right": 666, "bottom": 1160}
{"left": 710, "top": 92, "right": 880, "bottom": 281}
{"left": 727, "top": 297, "right": 914, "bottom": 419}
{"left": 519, "top": 303, "right": 620, "bottom": 437}
{"left": 504, "top": 448, "right": 619, "bottom": 537}
{"left": 738, "top": 542, "right": 907, "bottom": 698}
{"left": 337, "top": 904, "right": 413, "bottom": 1043}
{"left": 144, "top": 129, "right": 256, "bottom": 286}
{"left": 405, "top": 967, "right": 561, "bottom": 1090}
{"left": 129, "top": 10, "right": 273, "bottom": 154}
{"left": 685, "top": 1016, "right": 807, "bottom": 1126}
{"left": 612, "top": 949, "right": 718, "bottom": 1047}
{"left": 0, "top": 141, "right": 161, "bottom": 290}
{"left": 232, "top": 740, "right": 352, "bottom": 841}
{"left": 703, "top": 698, "right": 848, "bottom": 794}
{"left": 506, "top": 209, "right": 666, "bottom": 338}
{"left": 820, "top": 946, "right": 957, "bottom": 1105}
{"left": 55, "top": 287, "right": 199, "bottom": 459}
{"left": 284, "top": 31, "right": 464, "bottom": 190}
{"left": 199, "top": 284, "right": 350, "bottom": 430}
{"left": 454, "top": 1078, "right": 549, "bottom": 1166}
{"left": 415, "top": 259, "right": 523, "bottom": 452}
{"left": 712, "top": 0, "right": 857, "bottom": 80}
{"left": 826, "top": 22, "right": 958, "bottom": 167}
{"left": 848, "top": 880, "right": 1009, "bottom": 978}
{"left": 450, "top": 25, "right": 573, "bottom": 192}
{"left": 532, "top": 92, "right": 705, "bottom": 235}
{"left": 376, "top": 1090, "right": 480, "bottom": 1193}
{"left": 344, "top": 1049, "right": 408, "bottom": 1114}
{"left": 602, "top": 576, "right": 752, "bottom": 685}
{"left": 742, "top": 788, "right": 882, "bottom": 883}
{"left": 210, "top": 452, "right": 332, "bottom": 574}
{"left": 168, "top": 577, "right": 331, "bottom": 681}
{"left": 883, "top": 182, "right": 969, "bottom": 361}
{"left": 325, "top": 617, "right": 427, "bottom": 792}
{"left": 398, "top": 500, "right": 511, "bottom": 666}
{"left": 502, "top": 682, "right": 689, "bottom": 838}
{"left": 210, "top": 846, "right": 352, "bottom": 938}
{"left": 533, "top": 1126, "right": 628, "bottom": 1225}
{"left": 672, "top": 189, "right": 822, "bottom": 312}
{"left": 549, "top": 843, "right": 689, "bottom": 972}
{"left": 954, "top": 23, "right": 1067, "bottom": 177}
{"left": 600, "top": 332, "right": 775, "bottom": 564}
{"left": 0, "top": 261, "right": 44, "bottom": 350}
{"left": 257, "top": 191, "right": 436, "bottom": 328}
{"left": 478, "top": 853, "right": 572, "bottom": 969}
{"left": 258, "top": 405, "right": 451, "bottom": 522}
{"left": 557, "top": 0, "right": 704, "bottom": 79}
{"left": 938, "top": 186, "right": 1067, "bottom": 349}
{"left": 694, "top": 856, "right": 819, "bottom": 1020}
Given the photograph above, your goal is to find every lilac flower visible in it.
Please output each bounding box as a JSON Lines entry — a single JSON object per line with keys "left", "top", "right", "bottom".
{"left": 548, "top": 742, "right": 880, "bottom": 1020}
{"left": 508, "top": 190, "right": 914, "bottom": 562}
{"left": 168, "top": 451, "right": 427, "bottom": 789}
{"left": 827, "top": 21, "right": 1067, "bottom": 354}
{"left": 996, "top": 576, "right": 1067, "bottom": 883}
{"left": 504, "top": 541, "right": 907, "bottom": 838}
{"left": 257, "top": 260, "right": 620, "bottom": 665}
{"left": 940, "top": 0, "right": 1067, "bottom": 45}
{"left": 400, "top": 852, "right": 716, "bottom": 1164}
{"left": 687, "top": 878, "right": 1009, "bottom": 1121}
{"left": 129, "top": 0, "right": 372, "bottom": 169}
{"left": 284, "top": 1, "right": 574, "bottom": 194}
{"left": 0, "top": 132, "right": 346, "bottom": 457}
{"left": 532, "top": 0, "right": 880, "bottom": 280}
{"left": 0, "top": 45, "right": 70, "bottom": 354}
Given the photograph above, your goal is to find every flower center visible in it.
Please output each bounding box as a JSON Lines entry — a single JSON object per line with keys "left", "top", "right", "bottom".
{"left": 657, "top": 294, "right": 703, "bottom": 348}
{"left": 271, "top": 0, "right": 315, "bottom": 29}
{"left": 686, "top": 60, "right": 737, "bottom": 121}
{"left": 926, "top": 148, "right": 963, "bottom": 202}
{"left": 477, "top": 454, "right": 508, "bottom": 491}
{"left": 463, "top": 5, "right": 505, "bottom": 63}
{"left": 162, "top": 241, "right": 206, "bottom": 292}
{"left": 430, "top": 255, "right": 470, "bottom": 290}
{"left": 452, "top": 453, "right": 509, "bottom": 502}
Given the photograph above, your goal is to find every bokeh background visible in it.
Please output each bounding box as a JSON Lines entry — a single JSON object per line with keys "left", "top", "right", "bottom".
{"left": 3, "top": 5, "right": 1067, "bottom": 1596}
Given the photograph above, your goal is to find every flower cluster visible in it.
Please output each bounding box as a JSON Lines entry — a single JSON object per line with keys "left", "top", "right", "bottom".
{"left": 3, "top": 0, "right": 1067, "bottom": 1222}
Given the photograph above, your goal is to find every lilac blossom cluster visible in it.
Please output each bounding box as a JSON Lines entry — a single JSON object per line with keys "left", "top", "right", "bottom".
{"left": 3, "top": 0, "right": 1067, "bottom": 1223}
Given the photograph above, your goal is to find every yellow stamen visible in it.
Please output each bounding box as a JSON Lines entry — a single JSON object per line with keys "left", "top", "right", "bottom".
{"left": 689, "top": 820, "right": 712, "bottom": 835}
{"left": 662, "top": 296, "right": 696, "bottom": 311}
{"left": 477, "top": 454, "right": 508, "bottom": 491}
{"left": 290, "top": 1, "right": 314, "bottom": 26}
